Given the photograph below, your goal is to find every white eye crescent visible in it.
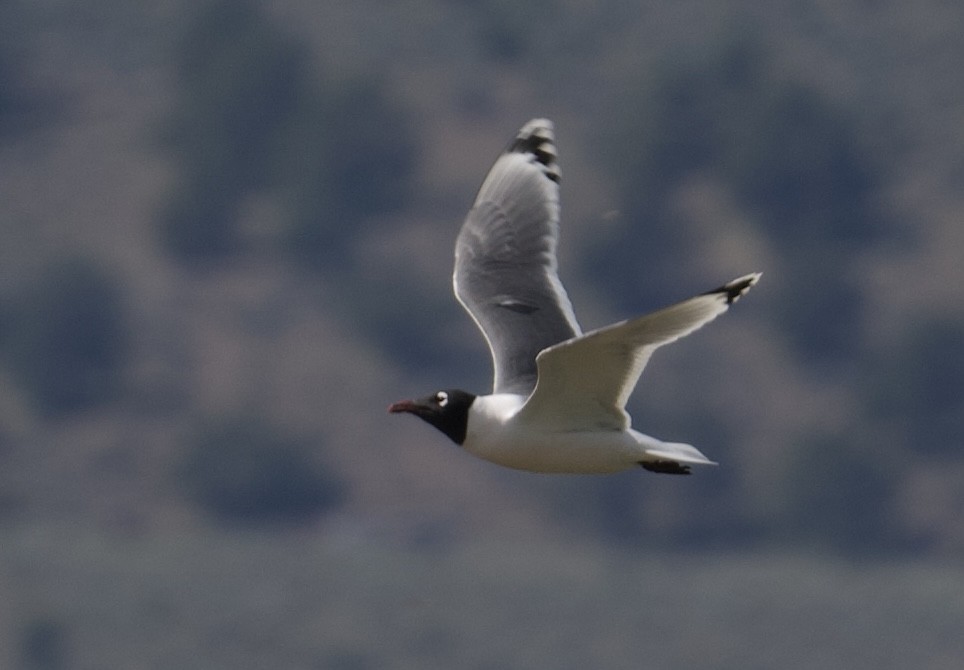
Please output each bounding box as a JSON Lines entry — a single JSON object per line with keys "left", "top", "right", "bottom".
{"left": 436, "top": 391, "right": 449, "bottom": 407}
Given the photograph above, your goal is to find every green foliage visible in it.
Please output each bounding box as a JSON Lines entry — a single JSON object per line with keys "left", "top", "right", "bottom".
{"left": 0, "top": 258, "right": 128, "bottom": 416}
{"left": 178, "top": 416, "right": 345, "bottom": 525}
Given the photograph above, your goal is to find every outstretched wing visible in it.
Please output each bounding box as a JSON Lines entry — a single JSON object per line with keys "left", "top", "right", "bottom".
{"left": 516, "top": 273, "right": 761, "bottom": 430}
{"left": 454, "top": 119, "right": 581, "bottom": 395}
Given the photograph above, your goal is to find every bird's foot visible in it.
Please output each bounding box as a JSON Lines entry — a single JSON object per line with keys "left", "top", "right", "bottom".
{"left": 640, "top": 460, "right": 692, "bottom": 475}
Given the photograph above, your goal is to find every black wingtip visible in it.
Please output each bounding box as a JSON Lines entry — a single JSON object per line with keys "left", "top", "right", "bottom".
{"left": 507, "top": 118, "right": 561, "bottom": 183}
{"left": 704, "top": 272, "right": 762, "bottom": 305}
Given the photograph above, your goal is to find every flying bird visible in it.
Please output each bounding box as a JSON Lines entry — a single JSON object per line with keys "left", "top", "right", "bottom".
{"left": 390, "top": 119, "right": 760, "bottom": 474}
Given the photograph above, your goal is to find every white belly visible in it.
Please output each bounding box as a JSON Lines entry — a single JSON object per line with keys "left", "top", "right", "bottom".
{"left": 467, "top": 430, "right": 645, "bottom": 473}
{"left": 461, "top": 394, "right": 710, "bottom": 474}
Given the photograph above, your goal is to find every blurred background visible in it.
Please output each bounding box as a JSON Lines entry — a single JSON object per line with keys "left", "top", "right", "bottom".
{"left": 2, "top": 0, "right": 964, "bottom": 667}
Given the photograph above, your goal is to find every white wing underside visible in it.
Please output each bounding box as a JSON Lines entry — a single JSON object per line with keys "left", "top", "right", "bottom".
{"left": 516, "top": 275, "right": 759, "bottom": 431}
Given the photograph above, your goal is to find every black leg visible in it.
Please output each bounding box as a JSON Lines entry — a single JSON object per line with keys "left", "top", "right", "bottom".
{"left": 640, "top": 460, "right": 692, "bottom": 475}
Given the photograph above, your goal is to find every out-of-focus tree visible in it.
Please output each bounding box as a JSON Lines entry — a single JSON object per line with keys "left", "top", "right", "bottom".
{"left": 158, "top": 0, "right": 310, "bottom": 261}
{"left": 863, "top": 318, "right": 964, "bottom": 457}
{"left": 0, "top": 2, "right": 62, "bottom": 139}
{"left": 277, "top": 78, "right": 417, "bottom": 271}
{"left": 177, "top": 415, "right": 345, "bottom": 525}
{"left": 456, "top": 0, "right": 559, "bottom": 62}
{"left": 594, "top": 37, "right": 891, "bottom": 362}
{"left": 778, "top": 432, "right": 900, "bottom": 556}
{"left": 0, "top": 258, "right": 128, "bottom": 417}
{"left": 19, "top": 615, "right": 69, "bottom": 670}
{"left": 569, "top": 35, "right": 906, "bottom": 554}
{"left": 157, "top": 0, "right": 416, "bottom": 267}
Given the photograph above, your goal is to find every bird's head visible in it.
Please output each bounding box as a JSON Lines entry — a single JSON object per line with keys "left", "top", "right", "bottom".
{"left": 388, "top": 389, "right": 477, "bottom": 445}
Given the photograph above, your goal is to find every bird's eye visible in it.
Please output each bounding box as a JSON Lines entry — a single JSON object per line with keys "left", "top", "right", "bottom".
{"left": 435, "top": 391, "right": 449, "bottom": 407}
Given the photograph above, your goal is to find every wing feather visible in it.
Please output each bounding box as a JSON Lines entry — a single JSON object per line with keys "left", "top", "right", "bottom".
{"left": 453, "top": 120, "right": 581, "bottom": 394}
{"left": 517, "top": 273, "right": 761, "bottom": 430}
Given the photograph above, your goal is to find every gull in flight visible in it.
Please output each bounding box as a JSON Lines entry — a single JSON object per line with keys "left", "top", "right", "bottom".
{"left": 390, "top": 119, "right": 760, "bottom": 474}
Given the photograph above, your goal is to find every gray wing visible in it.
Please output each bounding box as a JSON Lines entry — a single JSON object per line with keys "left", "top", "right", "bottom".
{"left": 453, "top": 119, "right": 581, "bottom": 395}
{"left": 516, "top": 273, "right": 761, "bottom": 430}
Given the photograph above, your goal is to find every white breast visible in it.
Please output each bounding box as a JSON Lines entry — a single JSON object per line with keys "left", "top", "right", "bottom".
{"left": 463, "top": 394, "right": 643, "bottom": 473}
